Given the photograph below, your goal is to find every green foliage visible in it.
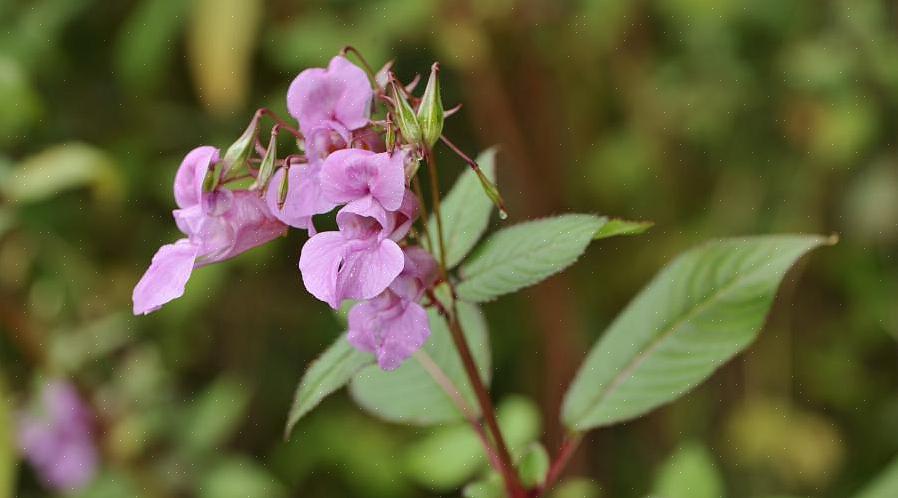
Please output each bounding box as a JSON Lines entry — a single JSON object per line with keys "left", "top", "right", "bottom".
{"left": 518, "top": 443, "right": 550, "bottom": 488}
{"left": 349, "top": 301, "right": 490, "bottom": 425}
{"left": 562, "top": 235, "right": 828, "bottom": 431}
{"left": 457, "top": 214, "right": 606, "bottom": 302}
{"left": 199, "top": 457, "right": 287, "bottom": 498}
{"left": 0, "top": 377, "right": 14, "bottom": 498}
{"left": 854, "top": 456, "right": 898, "bottom": 498}
{"left": 3, "top": 143, "right": 122, "bottom": 203}
{"left": 593, "top": 219, "right": 654, "bottom": 240}
{"left": 404, "top": 395, "right": 540, "bottom": 490}
{"left": 285, "top": 335, "right": 373, "bottom": 437}
{"left": 427, "top": 148, "right": 498, "bottom": 268}
{"left": 176, "top": 376, "right": 250, "bottom": 455}
{"left": 652, "top": 442, "right": 725, "bottom": 498}
{"left": 549, "top": 478, "right": 602, "bottom": 498}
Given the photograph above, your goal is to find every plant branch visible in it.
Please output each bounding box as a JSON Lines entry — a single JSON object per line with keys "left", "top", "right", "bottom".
{"left": 423, "top": 149, "right": 525, "bottom": 497}
{"left": 540, "top": 434, "right": 583, "bottom": 494}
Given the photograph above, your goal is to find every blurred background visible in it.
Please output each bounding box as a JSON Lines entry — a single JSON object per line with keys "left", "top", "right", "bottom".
{"left": 1, "top": 0, "right": 897, "bottom": 497}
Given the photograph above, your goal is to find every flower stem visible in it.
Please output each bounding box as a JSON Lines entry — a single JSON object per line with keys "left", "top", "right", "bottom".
{"left": 540, "top": 434, "right": 582, "bottom": 494}
{"left": 423, "top": 148, "right": 526, "bottom": 498}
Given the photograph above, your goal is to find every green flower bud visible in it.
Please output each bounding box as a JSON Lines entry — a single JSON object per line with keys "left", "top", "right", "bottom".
{"left": 417, "top": 63, "right": 444, "bottom": 148}
{"left": 390, "top": 80, "right": 421, "bottom": 145}
{"left": 252, "top": 130, "right": 278, "bottom": 191}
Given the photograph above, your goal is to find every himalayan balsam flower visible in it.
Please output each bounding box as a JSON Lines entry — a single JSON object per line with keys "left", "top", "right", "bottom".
{"left": 134, "top": 54, "right": 437, "bottom": 370}
{"left": 132, "top": 146, "right": 287, "bottom": 314}
{"left": 348, "top": 247, "right": 437, "bottom": 370}
{"left": 18, "top": 381, "right": 98, "bottom": 493}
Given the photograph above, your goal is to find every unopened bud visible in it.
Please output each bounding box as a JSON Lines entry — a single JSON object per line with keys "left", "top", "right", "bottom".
{"left": 252, "top": 130, "right": 278, "bottom": 191}
{"left": 390, "top": 80, "right": 421, "bottom": 145}
{"left": 222, "top": 114, "right": 261, "bottom": 173}
{"left": 417, "top": 63, "right": 444, "bottom": 148}
{"left": 474, "top": 167, "right": 508, "bottom": 219}
{"left": 375, "top": 60, "right": 394, "bottom": 90}
{"left": 277, "top": 165, "right": 290, "bottom": 210}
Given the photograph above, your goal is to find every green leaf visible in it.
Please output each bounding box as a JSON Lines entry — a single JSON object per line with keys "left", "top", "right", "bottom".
{"left": 428, "top": 148, "right": 498, "bottom": 269}
{"left": 593, "top": 218, "right": 653, "bottom": 240}
{"left": 855, "top": 456, "right": 898, "bottom": 498}
{"left": 114, "top": 0, "right": 190, "bottom": 93}
{"left": 462, "top": 473, "right": 504, "bottom": 498}
{"left": 349, "top": 301, "right": 490, "bottom": 425}
{"left": 199, "top": 457, "right": 287, "bottom": 498}
{"left": 285, "top": 335, "right": 373, "bottom": 437}
{"left": 176, "top": 376, "right": 250, "bottom": 454}
{"left": 404, "top": 395, "right": 540, "bottom": 490}
{"left": 3, "top": 143, "right": 122, "bottom": 203}
{"left": 457, "top": 214, "right": 606, "bottom": 302}
{"left": 562, "top": 235, "right": 829, "bottom": 431}
{"left": 653, "top": 442, "right": 725, "bottom": 498}
{"left": 518, "top": 443, "right": 550, "bottom": 488}
{"left": 0, "top": 377, "right": 15, "bottom": 498}
{"left": 549, "top": 478, "right": 602, "bottom": 498}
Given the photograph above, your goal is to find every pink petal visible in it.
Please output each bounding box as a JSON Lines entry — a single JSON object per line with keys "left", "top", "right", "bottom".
{"left": 264, "top": 165, "right": 335, "bottom": 229}
{"left": 132, "top": 240, "right": 199, "bottom": 315}
{"left": 337, "top": 239, "right": 404, "bottom": 302}
{"left": 376, "top": 301, "right": 430, "bottom": 370}
{"left": 173, "top": 146, "right": 219, "bottom": 209}
{"left": 320, "top": 149, "right": 377, "bottom": 204}
{"left": 298, "top": 231, "right": 349, "bottom": 309}
{"left": 287, "top": 56, "right": 372, "bottom": 135}
{"left": 370, "top": 150, "right": 406, "bottom": 211}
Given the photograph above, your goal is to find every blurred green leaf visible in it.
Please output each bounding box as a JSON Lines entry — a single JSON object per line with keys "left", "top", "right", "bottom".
{"left": 457, "top": 214, "right": 607, "bottom": 302}
{"left": 49, "top": 313, "right": 134, "bottom": 374}
{"left": 114, "top": 0, "right": 190, "bottom": 93}
{"left": 0, "top": 55, "right": 41, "bottom": 144}
{"left": 3, "top": 143, "right": 122, "bottom": 204}
{"left": 285, "top": 335, "right": 373, "bottom": 438}
{"left": 517, "top": 443, "right": 550, "bottom": 488}
{"left": 199, "top": 457, "right": 286, "bottom": 498}
{"left": 462, "top": 472, "right": 503, "bottom": 498}
{"left": 187, "top": 0, "right": 261, "bottom": 114}
{"left": 653, "top": 442, "right": 724, "bottom": 498}
{"left": 593, "top": 218, "right": 654, "bottom": 240}
{"left": 350, "top": 300, "right": 490, "bottom": 425}
{"left": 549, "top": 478, "right": 602, "bottom": 498}
{"left": 177, "top": 376, "right": 250, "bottom": 454}
{"left": 854, "top": 456, "right": 898, "bottom": 498}
{"left": 427, "top": 148, "right": 498, "bottom": 268}
{"left": 562, "top": 235, "right": 829, "bottom": 431}
{"left": 0, "top": 377, "right": 14, "bottom": 498}
{"left": 404, "top": 395, "right": 540, "bottom": 490}
{"left": 72, "top": 471, "right": 142, "bottom": 498}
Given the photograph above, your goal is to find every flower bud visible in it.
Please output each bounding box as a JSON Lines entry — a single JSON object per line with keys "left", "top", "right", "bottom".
{"left": 277, "top": 165, "right": 290, "bottom": 210}
{"left": 474, "top": 166, "right": 508, "bottom": 219}
{"left": 222, "top": 114, "right": 260, "bottom": 172}
{"left": 417, "top": 63, "right": 444, "bottom": 149}
{"left": 252, "top": 130, "right": 278, "bottom": 191}
{"left": 390, "top": 80, "right": 421, "bottom": 145}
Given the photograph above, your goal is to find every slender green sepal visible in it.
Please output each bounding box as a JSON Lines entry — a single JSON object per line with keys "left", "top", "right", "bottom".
{"left": 474, "top": 166, "right": 508, "bottom": 219}
{"left": 277, "top": 165, "right": 290, "bottom": 210}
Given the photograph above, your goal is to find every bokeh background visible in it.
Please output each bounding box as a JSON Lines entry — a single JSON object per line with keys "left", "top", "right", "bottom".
{"left": 1, "top": 0, "right": 897, "bottom": 497}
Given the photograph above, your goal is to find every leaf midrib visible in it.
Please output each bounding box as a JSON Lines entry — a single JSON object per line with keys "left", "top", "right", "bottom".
{"left": 571, "top": 251, "right": 774, "bottom": 427}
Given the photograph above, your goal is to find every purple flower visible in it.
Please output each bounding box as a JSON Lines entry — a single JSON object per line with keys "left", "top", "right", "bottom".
{"left": 320, "top": 148, "right": 407, "bottom": 221}
{"left": 347, "top": 247, "right": 438, "bottom": 370}
{"left": 132, "top": 146, "right": 287, "bottom": 315}
{"left": 287, "top": 56, "right": 373, "bottom": 138}
{"left": 264, "top": 163, "right": 336, "bottom": 233}
{"left": 17, "top": 381, "right": 98, "bottom": 493}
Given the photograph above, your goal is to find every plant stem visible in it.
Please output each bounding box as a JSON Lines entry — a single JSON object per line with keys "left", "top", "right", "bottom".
{"left": 540, "top": 434, "right": 583, "bottom": 494}
{"left": 423, "top": 148, "right": 526, "bottom": 498}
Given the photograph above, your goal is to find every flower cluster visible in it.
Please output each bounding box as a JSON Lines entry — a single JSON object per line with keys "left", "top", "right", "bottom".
{"left": 133, "top": 54, "right": 448, "bottom": 370}
{"left": 17, "top": 381, "right": 98, "bottom": 492}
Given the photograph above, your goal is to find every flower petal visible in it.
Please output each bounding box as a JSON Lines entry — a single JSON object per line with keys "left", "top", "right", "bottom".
{"left": 173, "top": 146, "right": 219, "bottom": 209}
{"left": 132, "top": 240, "right": 199, "bottom": 315}
{"left": 298, "top": 231, "right": 349, "bottom": 309}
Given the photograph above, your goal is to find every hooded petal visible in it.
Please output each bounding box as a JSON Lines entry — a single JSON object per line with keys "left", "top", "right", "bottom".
{"left": 347, "top": 296, "right": 430, "bottom": 371}
{"left": 173, "top": 146, "right": 219, "bottom": 209}
{"left": 336, "top": 239, "right": 405, "bottom": 303}
{"left": 132, "top": 240, "right": 199, "bottom": 315}
{"left": 298, "top": 231, "right": 349, "bottom": 309}
{"left": 321, "top": 149, "right": 406, "bottom": 211}
{"left": 265, "top": 165, "right": 336, "bottom": 229}
{"left": 287, "top": 55, "right": 372, "bottom": 135}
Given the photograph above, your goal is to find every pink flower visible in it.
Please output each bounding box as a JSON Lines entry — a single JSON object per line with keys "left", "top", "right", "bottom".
{"left": 18, "top": 381, "right": 98, "bottom": 493}
{"left": 264, "top": 163, "right": 336, "bottom": 233}
{"left": 320, "top": 148, "right": 407, "bottom": 219}
{"left": 298, "top": 211, "right": 405, "bottom": 310}
{"left": 132, "top": 147, "right": 287, "bottom": 315}
{"left": 347, "top": 247, "right": 438, "bottom": 370}
{"left": 287, "top": 56, "right": 373, "bottom": 138}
